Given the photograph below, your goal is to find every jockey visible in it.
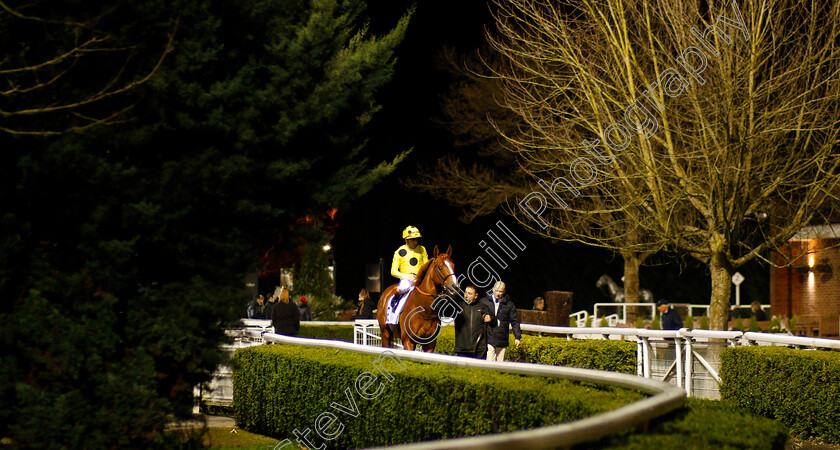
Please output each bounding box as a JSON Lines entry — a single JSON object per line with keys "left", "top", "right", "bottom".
{"left": 386, "top": 225, "right": 429, "bottom": 325}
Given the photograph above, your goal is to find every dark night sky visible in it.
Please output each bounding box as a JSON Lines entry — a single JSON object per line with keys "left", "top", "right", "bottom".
{"left": 329, "top": 0, "right": 768, "bottom": 313}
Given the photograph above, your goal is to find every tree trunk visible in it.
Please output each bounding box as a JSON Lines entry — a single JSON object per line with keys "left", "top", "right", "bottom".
{"left": 708, "top": 252, "right": 732, "bottom": 330}
{"left": 622, "top": 252, "right": 643, "bottom": 322}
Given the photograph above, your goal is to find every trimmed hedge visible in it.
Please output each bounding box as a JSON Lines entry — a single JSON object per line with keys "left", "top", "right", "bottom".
{"left": 434, "top": 327, "right": 637, "bottom": 373}
{"left": 298, "top": 324, "right": 354, "bottom": 342}
{"left": 233, "top": 344, "right": 644, "bottom": 449}
{"left": 720, "top": 346, "right": 840, "bottom": 443}
{"left": 585, "top": 398, "right": 788, "bottom": 449}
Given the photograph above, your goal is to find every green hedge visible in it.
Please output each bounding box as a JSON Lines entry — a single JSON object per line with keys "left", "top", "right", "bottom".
{"left": 719, "top": 346, "right": 840, "bottom": 443}
{"left": 297, "top": 324, "right": 354, "bottom": 342}
{"left": 585, "top": 398, "right": 788, "bottom": 449}
{"left": 434, "top": 327, "right": 637, "bottom": 373}
{"left": 233, "top": 345, "right": 644, "bottom": 449}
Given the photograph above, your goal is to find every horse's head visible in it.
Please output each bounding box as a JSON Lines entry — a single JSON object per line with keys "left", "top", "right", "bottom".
{"left": 430, "top": 245, "right": 457, "bottom": 295}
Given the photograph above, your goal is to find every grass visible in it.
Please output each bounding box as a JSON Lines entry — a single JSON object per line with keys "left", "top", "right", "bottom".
{"left": 205, "top": 427, "right": 292, "bottom": 449}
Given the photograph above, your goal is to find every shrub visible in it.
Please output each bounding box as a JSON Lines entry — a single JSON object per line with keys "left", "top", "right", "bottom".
{"left": 720, "top": 346, "right": 840, "bottom": 443}
{"left": 650, "top": 316, "right": 661, "bottom": 330}
{"left": 434, "top": 327, "right": 637, "bottom": 374}
{"left": 233, "top": 345, "right": 644, "bottom": 449}
{"left": 634, "top": 316, "right": 644, "bottom": 329}
{"left": 570, "top": 317, "right": 578, "bottom": 327}
{"left": 789, "top": 315, "right": 798, "bottom": 331}
{"left": 598, "top": 317, "right": 609, "bottom": 327}
{"left": 586, "top": 398, "right": 787, "bottom": 449}
{"left": 683, "top": 314, "right": 694, "bottom": 329}
{"left": 584, "top": 316, "right": 593, "bottom": 327}
{"left": 769, "top": 316, "right": 782, "bottom": 332}
{"left": 699, "top": 316, "right": 709, "bottom": 330}
{"left": 299, "top": 324, "right": 354, "bottom": 342}
{"left": 748, "top": 316, "right": 760, "bottom": 332}
{"left": 733, "top": 318, "right": 744, "bottom": 331}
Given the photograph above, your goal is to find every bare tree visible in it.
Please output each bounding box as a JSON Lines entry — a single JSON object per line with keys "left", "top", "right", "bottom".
{"left": 481, "top": 0, "right": 840, "bottom": 329}
{"left": 0, "top": 1, "right": 175, "bottom": 136}
{"left": 410, "top": 45, "right": 664, "bottom": 305}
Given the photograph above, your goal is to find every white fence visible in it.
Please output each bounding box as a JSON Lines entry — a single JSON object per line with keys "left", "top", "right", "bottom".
{"left": 587, "top": 302, "right": 771, "bottom": 325}
{"left": 196, "top": 319, "right": 840, "bottom": 411}
{"left": 516, "top": 324, "right": 840, "bottom": 399}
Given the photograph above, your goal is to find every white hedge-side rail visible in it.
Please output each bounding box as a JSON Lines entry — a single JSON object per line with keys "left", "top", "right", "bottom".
{"left": 252, "top": 332, "right": 686, "bottom": 450}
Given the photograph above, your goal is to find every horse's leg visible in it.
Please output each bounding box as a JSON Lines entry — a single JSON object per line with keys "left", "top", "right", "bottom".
{"left": 378, "top": 286, "right": 398, "bottom": 348}
{"left": 422, "top": 339, "right": 437, "bottom": 353}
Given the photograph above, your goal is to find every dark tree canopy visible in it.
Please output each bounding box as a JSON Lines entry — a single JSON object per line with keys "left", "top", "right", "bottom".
{"left": 0, "top": 0, "right": 410, "bottom": 447}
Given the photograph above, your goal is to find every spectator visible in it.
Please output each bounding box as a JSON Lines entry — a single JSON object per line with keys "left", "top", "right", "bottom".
{"left": 265, "top": 294, "right": 277, "bottom": 319}
{"left": 246, "top": 295, "right": 267, "bottom": 319}
{"left": 298, "top": 296, "right": 313, "bottom": 322}
{"left": 657, "top": 299, "right": 683, "bottom": 330}
{"left": 454, "top": 285, "right": 495, "bottom": 359}
{"left": 352, "top": 289, "right": 375, "bottom": 320}
{"left": 480, "top": 281, "right": 521, "bottom": 361}
{"left": 750, "top": 301, "right": 768, "bottom": 321}
{"left": 532, "top": 297, "right": 545, "bottom": 311}
{"left": 271, "top": 289, "right": 300, "bottom": 336}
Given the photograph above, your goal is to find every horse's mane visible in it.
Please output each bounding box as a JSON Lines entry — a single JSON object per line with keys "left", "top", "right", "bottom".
{"left": 414, "top": 255, "right": 436, "bottom": 282}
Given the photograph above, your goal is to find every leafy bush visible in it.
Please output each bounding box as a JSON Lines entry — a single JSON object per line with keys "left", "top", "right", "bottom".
{"left": 650, "top": 316, "right": 661, "bottom": 330}
{"left": 733, "top": 318, "right": 744, "bottom": 331}
{"left": 769, "top": 316, "right": 782, "bottom": 332}
{"left": 233, "top": 345, "right": 644, "bottom": 449}
{"left": 683, "top": 314, "right": 694, "bottom": 329}
{"left": 434, "top": 327, "right": 636, "bottom": 373}
{"left": 699, "top": 316, "right": 709, "bottom": 329}
{"left": 635, "top": 316, "right": 645, "bottom": 328}
{"left": 585, "top": 398, "right": 787, "bottom": 449}
{"left": 299, "top": 324, "right": 354, "bottom": 342}
{"left": 720, "top": 346, "right": 840, "bottom": 443}
{"left": 598, "top": 317, "right": 609, "bottom": 327}
{"left": 748, "top": 316, "right": 760, "bottom": 332}
{"left": 584, "top": 316, "right": 593, "bottom": 327}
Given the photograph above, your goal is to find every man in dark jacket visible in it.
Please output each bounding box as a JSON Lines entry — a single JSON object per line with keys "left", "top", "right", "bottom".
{"left": 298, "top": 296, "right": 313, "bottom": 321}
{"left": 479, "top": 281, "right": 521, "bottom": 361}
{"left": 658, "top": 299, "right": 683, "bottom": 330}
{"left": 265, "top": 294, "right": 277, "bottom": 320}
{"left": 271, "top": 297, "right": 301, "bottom": 336}
{"left": 246, "top": 295, "right": 267, "bottom": 319}
{"left": 454, "top": 285, "right": 495, "bottom": 359}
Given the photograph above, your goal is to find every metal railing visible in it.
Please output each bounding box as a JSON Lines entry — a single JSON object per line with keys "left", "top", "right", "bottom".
{"left": 259, "top": 332, "right": 686, "bottom": 450}
{"left": 516, "top": 324, "right": 840, "bottom": 398}
{"left": 587, "top": 303, "right": 771, "bottom": 325}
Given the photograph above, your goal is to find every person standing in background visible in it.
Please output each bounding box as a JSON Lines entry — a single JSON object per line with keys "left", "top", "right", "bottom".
{"left": 271, "top": 287, "right": 300, "bottom": 336}
{"left": 247, "top": 295, "right": 266, "bottom": 319}
{"left": 298, "top": 296, "right": 312, "bottom": 322}
{"left": 657, "top": 299, "right": 683, "bottom": 330}
{"left": 265, "top": 294, "right": 277, "bottom": 320}
{"left": 353, "top": 289, "right": 375, "bottom": 320}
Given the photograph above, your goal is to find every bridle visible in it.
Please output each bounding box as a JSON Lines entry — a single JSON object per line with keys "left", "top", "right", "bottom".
{"left": 414, "top": 255, "right": 456, "bottom": 298}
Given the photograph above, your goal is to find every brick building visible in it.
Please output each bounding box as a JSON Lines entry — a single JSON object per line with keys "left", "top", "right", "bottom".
{"left": 769, "top": 224, "right": 840, "bottom": 336}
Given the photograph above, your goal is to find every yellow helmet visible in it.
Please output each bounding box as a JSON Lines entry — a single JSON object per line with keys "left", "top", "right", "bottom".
{"left": 402, "top": 226, "right": 422, "bottom": 239}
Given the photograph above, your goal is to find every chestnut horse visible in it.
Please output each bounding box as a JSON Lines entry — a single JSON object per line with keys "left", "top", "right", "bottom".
{"left": 376, "top": 245, "right": 456, "bottom": 352}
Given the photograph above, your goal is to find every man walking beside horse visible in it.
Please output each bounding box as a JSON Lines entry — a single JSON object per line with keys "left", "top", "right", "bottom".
{"left": 453, "top": 285, "right": 495, "bottom": 359}
{"left": 480, "top": 281, "right": 521, "bottom": 362}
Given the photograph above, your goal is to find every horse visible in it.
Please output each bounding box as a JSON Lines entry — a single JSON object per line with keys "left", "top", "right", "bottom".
{"left": 596, "top": 274, "right": 654, "bottom": 302}
{"left": 376, "top": 245, "right": 457, "bottom": 352}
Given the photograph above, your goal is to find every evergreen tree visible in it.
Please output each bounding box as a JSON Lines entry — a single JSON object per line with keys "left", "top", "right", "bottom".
{"left": 0, "top": 0, "right": 411, "bottom": 447}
